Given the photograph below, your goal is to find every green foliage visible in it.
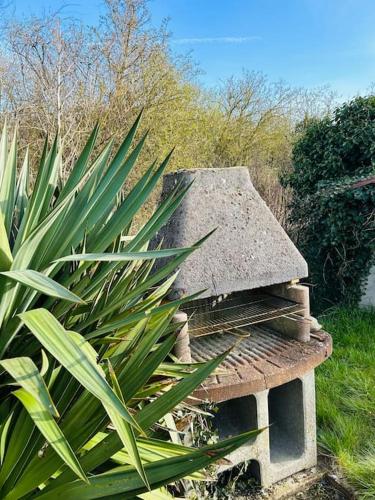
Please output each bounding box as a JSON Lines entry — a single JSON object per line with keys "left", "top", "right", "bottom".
{"left": 283, "top": 97, "right": 375, "bottom": 309}
{"left": 0, "top": 119, "right": 260, "bottom": 499}
{"left": 317, "top": 307, "right": 375, "bottom": 498}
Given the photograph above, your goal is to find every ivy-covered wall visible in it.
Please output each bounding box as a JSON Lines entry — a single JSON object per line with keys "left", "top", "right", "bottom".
{"left": 282, "top": 97, "right": 375, "bottom": 311}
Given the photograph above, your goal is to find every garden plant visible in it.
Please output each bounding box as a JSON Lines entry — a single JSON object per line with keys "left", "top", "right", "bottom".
{"left": 283, "top": 96, "right": 375, "bottom": 310}
{"left": 0, "top": 115, "right": 258, "bottom": 499}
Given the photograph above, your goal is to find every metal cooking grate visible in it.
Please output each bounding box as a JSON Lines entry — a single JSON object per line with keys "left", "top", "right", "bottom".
{"left": 182, "top": 292, "right": 304, "bottom": 338}
{"left": 189, "top": 325, "right": 296, "bottom": 369}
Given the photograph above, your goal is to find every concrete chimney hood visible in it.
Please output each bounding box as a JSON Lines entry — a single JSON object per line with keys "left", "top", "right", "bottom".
{"left": 156, "top": 167, "right": 308, "bottom": 299}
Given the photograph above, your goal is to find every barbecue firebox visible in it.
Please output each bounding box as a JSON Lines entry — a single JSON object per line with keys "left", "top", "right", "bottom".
{"left": 155, "top": 167, "right": 332, "bottom": 487}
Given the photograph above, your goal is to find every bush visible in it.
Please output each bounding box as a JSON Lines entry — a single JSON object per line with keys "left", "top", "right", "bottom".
{"left": 0, "top": 118, "right": 259, "bottom": 499}
{"left": 283, "top": 97, "right": 375, "bottom": 310}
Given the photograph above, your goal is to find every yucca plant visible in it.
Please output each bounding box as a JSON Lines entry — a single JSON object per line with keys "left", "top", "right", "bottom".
{"left": 0, "top": 114, "right": 259, "bottom": 499}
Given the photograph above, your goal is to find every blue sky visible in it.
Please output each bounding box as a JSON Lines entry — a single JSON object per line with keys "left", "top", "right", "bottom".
{"left": 10, "top": 0, "right": 375, "bottom": 97}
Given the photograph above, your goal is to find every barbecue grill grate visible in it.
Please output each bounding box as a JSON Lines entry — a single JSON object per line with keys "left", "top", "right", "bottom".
{"left": 190, "top": 325, "right": 296, "bottom": 368}
{"left": 182, "top": 292, "right": 305, "bottom": 338}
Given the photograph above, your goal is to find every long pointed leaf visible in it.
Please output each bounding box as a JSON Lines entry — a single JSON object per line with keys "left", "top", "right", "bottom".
{"left": 0, "top": 357, "right": 58, "bottom": 417}
{"left": 19, "top": 309, "right": 142, "bottom": 432}
{"left": 32, "top": 429, "right": 261, "bottom": 500}
{"left": 0, "top": 127, "right": 17, "bottom": 236}
{"left": 0, "top": 212, "right": 13, "bottom": 272}
{"left": 13, "top": 388, "right": 88, "bottom": 483}
{"left": 58, "top": 123, "right": 99, "bottom": 201}
{"left": 1, "top": 270, "right": 85, "bottom": 304}
{"left": 57, "top": 247, "right": 193, "bottom": 262}
{"left": 107, "top": 362, "right": 149, "bottom": 490}
{"left": 14, "top": 148, "right": 29, "bottom": 233}
{"left": 0, "top": 357, "right": 87, "bottom": 483}
{"left": 65, "top": 331, "right": 148, "bottom": 488}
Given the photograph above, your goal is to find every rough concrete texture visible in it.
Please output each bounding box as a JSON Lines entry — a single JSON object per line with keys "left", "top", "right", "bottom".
{"left": 360, "top": 264, "right": 375, "bottom": 307}
{"left": 155, "top": 167, "right": 308, "bottom": 298}
{"left": 214, "top": 371, "right": 317, "bottom": 488}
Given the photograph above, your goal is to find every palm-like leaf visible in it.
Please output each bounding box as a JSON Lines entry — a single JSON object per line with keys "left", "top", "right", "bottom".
{"left": 0, "top": 117, "right": 261, "bottom": 499}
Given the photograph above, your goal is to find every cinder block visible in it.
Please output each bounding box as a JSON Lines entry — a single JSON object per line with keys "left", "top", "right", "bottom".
{"left": 212, "top": 370, "right": 317, "bottom": 487}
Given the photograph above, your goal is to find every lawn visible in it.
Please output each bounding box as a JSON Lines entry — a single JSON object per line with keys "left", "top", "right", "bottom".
{"left": 316, "top": 307, "right": 375, "bottom": 499}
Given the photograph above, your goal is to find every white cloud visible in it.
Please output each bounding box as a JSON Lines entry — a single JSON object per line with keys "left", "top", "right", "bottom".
{"left": 172, "top": 36, "right": 261, "bottom": 45}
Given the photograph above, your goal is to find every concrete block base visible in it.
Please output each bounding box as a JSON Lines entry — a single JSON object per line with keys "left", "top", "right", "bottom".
{"left": 213, "top": 370, "right": 317, "bottom": 488}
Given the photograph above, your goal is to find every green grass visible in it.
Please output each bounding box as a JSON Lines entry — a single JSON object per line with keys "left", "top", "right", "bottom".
{"left": 316, "top": 307, "right": 375, "bottom": 499}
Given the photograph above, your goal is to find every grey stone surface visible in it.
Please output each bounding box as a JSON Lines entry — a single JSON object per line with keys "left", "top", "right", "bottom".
{"left": 155, "top": 167, "right": 308, "bottom": 298}
{"left": 360, "top": 264, "right": 375, "bottom": 307}
{"left": 214, "top": 371, "right": 317, "bottom": 488}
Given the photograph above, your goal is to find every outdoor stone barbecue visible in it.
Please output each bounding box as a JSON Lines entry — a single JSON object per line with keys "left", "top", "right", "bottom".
{"left": 155, "top": 167, "right": 332, "bottom": 487}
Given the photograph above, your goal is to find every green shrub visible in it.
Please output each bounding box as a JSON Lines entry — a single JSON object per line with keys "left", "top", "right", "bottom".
{"left": 0, "top": 117, "right": 259, "bottom": 499}
{"left": 283, "top": 97, "right": 375, "bottom": 310}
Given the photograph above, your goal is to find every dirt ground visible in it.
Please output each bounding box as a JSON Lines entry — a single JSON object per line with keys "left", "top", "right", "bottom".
{"left": 192, "top": 459, "right": 355, "bottom": 500}
{"left": 290, "top": 478, "right": 348, "bottom": 499}
{"left": 235, "top": 466, "right": 354, "bottom": 500}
